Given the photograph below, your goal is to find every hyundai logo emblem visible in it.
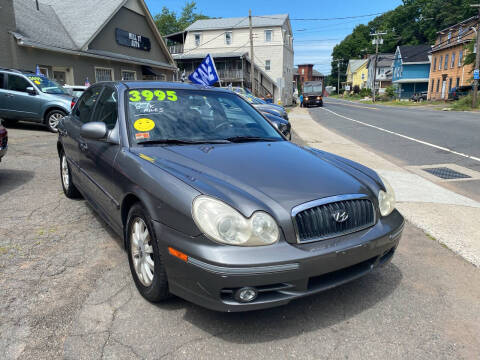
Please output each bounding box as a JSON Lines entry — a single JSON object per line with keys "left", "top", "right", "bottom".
{"left": 332, "top": 210, "right": 349, "bottom": 223}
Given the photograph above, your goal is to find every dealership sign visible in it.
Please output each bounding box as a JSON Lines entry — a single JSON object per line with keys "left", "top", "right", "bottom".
{"left": 115, "top": 28, "right": 151, "bottom": 51}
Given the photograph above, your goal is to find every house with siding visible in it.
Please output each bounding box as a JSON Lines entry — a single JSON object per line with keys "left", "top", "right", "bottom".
{"left": 164, "top": 14, "right": 294, "bottom": 104}
{"left": 366, "top": 53, "right": 394, "bottom": 92}
{"left": 345, "top": 59, "right": 368, "bottom": 90}
{"left": 392, "top": 45, "right": 431, "bottom": 99}
{"left": 428, "top": 16, "right": 477, "bottom": 100}
{"left": 0, "top": 0, "right": 176, "bottom": 85}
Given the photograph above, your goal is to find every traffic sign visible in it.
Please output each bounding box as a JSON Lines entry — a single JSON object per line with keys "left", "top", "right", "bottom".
{"left": 474, "top": 69, "right": 479, "bottom": 80}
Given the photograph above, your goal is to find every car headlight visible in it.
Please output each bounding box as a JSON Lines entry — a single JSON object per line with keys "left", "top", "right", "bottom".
{"left": 192, "top": 196, "right": 279, "bottom": 246}
{"left": 378, "top": 175, "right": 396, "bottom": 217}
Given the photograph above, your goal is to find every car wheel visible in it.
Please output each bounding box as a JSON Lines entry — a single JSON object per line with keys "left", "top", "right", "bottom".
{"left": 45, "top": 110, "right": 66, "bottom": 133}
{"left": 60, "top": 151, "right": 81, "bottom": 198}
{"left": 126, "top": 203, "right": 169, "bottom": 302}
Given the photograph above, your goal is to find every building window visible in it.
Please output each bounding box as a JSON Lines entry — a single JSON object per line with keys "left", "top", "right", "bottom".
{"left": 121, "top": 70, "right": 136, "bottom": 80}
{"left": 95, "top": 67, "right": 113, "bottom": 82}
{"left": 448, "top": 77, "right": 452, "bottom": 90}
{"left": 436, "top": 79, "right": 440, "bottom": 92}
{"left": 451, "top": 52, "right": 455, "bottom": 68}
{"left": 458, "top": 50, "right": 463, "bottom": 66}
{"left": 456, "top": 77, "right": 460, "bottom": 88}
{"left": 438, "top": 55, "right": 443, "bottom": 70}
{"left": 431, "top": 79, "right": 434, "bottom": 92}
{"left": 38, "top": 67, "right": 49, "bottom": 77}
{"left": 301, "top": 68, "right": 304, "bottom": 75}
{"left": 265, "top": 30, "right": 272, "bottom": 42}
{"left": 447, "top": 31, "right": 452, "bottom": 44}
{"left": 458, "top": 26, "right": 463, "bottom": 42}
{"left": 265, "top": 60, "right": 271, "bottom": 71}
{"left": 433, "top": 57, "right": 437, "bottom": 71}
{"left": 194, "top": 33, "right": 201, "bottom": 47}
{"left": 444, "top": 54, "right": 449, "bottom": 70}
{"left": 225, "top": 31, "right": 232, "bottom": 45}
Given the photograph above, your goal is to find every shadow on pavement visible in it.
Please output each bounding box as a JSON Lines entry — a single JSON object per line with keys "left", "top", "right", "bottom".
{"left": 1, "top": 120, "right": 47, "bottom": 132}
{"left": 157, "top": 263, "right": 402, "bottom": 344}
{"left": 0, "top": 169, "right": 35, "bottom": 195}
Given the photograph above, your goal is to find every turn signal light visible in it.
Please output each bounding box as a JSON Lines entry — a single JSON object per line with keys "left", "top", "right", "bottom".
{"left": 168, "top": 247, "right": 188, "bottom": 262}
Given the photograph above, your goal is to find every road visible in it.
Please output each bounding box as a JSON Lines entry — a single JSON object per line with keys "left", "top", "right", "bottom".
{"left": 1, "top": 122, "right": 480, "bottom": 359}
{"left": 311, "top": 98, "right": 480, "bottom": 201}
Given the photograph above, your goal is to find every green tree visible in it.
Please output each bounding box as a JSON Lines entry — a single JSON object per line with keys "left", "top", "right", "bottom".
{"left": 154, "top": 1, "right": 212, "bottom": 36}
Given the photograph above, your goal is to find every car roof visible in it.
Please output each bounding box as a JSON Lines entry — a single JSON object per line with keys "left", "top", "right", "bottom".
{"left": 119, "top": 81, "right": 231, "bottom": 93}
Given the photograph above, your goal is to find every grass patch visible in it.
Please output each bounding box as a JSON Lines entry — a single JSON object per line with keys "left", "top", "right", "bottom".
{"left": 450, "top": 94, "right": 480, "bottom": 111}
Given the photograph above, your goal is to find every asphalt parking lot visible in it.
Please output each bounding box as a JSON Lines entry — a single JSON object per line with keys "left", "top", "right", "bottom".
{"left": 1, "top": 123, "right": 479, "bottom": 360}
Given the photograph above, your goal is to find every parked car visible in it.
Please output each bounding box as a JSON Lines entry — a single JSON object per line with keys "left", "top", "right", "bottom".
{"left": 410, "top": 91, "right": 428, "bottom": 102}
{"left": 261, "top": 112, "right": 291, "bottom": 140}
{"left": 448, "top": 85, "right": 472, "bottom": 101}
{"left": 57, "top": 81, "right": 404, "bottom": 312}
{"left": 0, "top": 123, "right": 7, "bottom": 162}
{"left": 0, "top": 68, "right": 73, "bottom": 132}
{"left": 63, "top": 85, "right": 87, "bottom": 98}
{"left": 238, "top": 94, "right": 289, "bottom": 120}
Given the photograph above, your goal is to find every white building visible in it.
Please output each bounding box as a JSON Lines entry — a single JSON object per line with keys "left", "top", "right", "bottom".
{"left": 165, "top": 14, "right": 294, "bottom": 105}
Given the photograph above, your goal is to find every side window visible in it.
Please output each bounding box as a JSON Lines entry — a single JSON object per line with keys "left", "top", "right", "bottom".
{"left": 0, "top": 73, "right": 4, "bottom": 89}
{"left": 75, "top": 87, "right": 102, "bottom": 123}
{"left": 91, "top": 87, "right": 118, "bottom": 130}
{"left": 7, "top": 74, "right": 30, "bottom": 92}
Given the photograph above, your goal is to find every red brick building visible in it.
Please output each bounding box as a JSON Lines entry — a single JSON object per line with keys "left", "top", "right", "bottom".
{"left": 294, "top": 64, "right": 324, "bottom": 90}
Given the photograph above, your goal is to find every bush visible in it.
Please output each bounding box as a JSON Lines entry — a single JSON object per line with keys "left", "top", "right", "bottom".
{"left": 353, "top": 85, "right": 360, "bottom": 94}
{"left": 385, "top": 85, "right": 396, "bottom": 98}
{"left": 451, "top": 94, "right": 479, "bottom": 110}
{"left": 359, "top": 87, "right": 371, "bottom": 97}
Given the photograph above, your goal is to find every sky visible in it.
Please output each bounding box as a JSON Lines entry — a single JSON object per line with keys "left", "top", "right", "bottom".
{"left": 145, "top": 0, "right": 402, "bottom": 75}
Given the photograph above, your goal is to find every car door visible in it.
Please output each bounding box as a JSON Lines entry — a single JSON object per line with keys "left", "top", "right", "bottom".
{"left": 4, "top": 74, "right": 44, "bottom": 121}
{"left": 0, "top": 73, "right": 8, "bottom": 116}
{"left": 62, "top": 85, "right": 103, "bottom": 192}
{"left": 77, "top": 85, "right": 121, "bottom": 221}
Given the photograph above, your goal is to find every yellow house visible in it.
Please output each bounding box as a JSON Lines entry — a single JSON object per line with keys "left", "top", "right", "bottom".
{"left": 346, "top": 59, "right": 369, "bottom": 89}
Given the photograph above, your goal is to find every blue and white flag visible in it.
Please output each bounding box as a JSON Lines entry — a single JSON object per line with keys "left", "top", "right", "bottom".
{"left": 188, "top": 54, "right": 219, "bottom": 86}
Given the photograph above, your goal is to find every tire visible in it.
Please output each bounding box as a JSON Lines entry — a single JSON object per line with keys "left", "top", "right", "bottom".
{"left": 60, "top": 151, "right": 81, "bottom": 198}
{"left": 126, "top": 203, "right": 169, "bottom": 302}
{"left": 45, "top": 109, "right": 66, "bottom": 133}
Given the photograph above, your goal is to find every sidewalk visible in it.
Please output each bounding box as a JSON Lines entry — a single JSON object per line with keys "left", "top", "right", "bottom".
{"left": 289, "top": 106, "right": 480, "bottom": 267}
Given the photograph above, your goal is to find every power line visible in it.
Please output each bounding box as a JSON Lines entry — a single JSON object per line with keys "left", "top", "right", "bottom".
{"left": 256, "top": 12, "right": 386, "bottom": 21}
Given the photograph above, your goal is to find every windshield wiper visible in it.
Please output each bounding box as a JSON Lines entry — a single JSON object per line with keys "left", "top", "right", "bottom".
{"left": 224, "top": 136, "right": 282, "bottom": 143}
{"left": 137, "top": 139, "right": 230, "bottom": 145}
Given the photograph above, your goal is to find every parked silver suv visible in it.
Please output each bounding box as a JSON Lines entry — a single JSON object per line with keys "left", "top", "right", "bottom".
{"left": 0, "top": 68, "right": 73, "bottom": 132}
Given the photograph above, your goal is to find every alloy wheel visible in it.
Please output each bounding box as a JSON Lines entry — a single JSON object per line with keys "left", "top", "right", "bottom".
{"left": 130, "top": 218, "right": 155, "bottom": 287}
{"left": 61, "top": 155, "right": 69, "bottom": 189}
{"left": 49, "top": 112, "right": 63, "bottom": 131}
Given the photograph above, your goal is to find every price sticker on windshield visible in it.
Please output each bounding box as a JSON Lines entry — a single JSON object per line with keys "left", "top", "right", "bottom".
{"left": 129, "top": 90, "right": 177, "bottom": 102}
{"left": 28, "top": 76, "right": 42, "bottom": 82}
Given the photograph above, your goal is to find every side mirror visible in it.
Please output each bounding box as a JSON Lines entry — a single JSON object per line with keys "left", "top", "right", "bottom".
{"left": 80, "top": 122, "right": 108, "bottom": 140}
{"left": 26, "top": 86, "right": 37, "bottom": 95}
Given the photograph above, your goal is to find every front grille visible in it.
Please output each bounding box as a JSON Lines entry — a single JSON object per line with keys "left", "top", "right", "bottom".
{"left": 294, "top": 198, "right": 375, "bottom": 243}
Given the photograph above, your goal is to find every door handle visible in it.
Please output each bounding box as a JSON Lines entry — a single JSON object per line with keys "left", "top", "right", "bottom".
{"left": 79, "top": 142, "right": 88, "bottom": 152}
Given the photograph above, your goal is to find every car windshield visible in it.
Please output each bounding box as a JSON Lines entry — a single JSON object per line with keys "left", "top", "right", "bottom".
{"left": 127, "top": 88, "right": 283, "bottom": 145}
{"left": 304, "top": 85, "right": 323, "bottom": 93}
{"left": 26, "top": 75, "right": 67, "bottom": 94}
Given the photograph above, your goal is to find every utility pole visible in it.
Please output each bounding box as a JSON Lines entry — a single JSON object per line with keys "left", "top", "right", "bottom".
{"left": 471, "top": 4, "right": 480, "bottom": 108}
{"left": 370, "top": 32, "right": 387, "bottom": 102}
{"left": 249, "top": 10, "right": 255, "bottom": 96}
{"left": 333, "top": 59, "right": 342, "bottom": 95}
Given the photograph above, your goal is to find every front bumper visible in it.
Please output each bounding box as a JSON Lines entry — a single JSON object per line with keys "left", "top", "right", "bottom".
{"left": 156, "top": 210, "right": 404, "bottom": 312}
{"left": 304, "top": 98, "right": 323, "bottom": 106}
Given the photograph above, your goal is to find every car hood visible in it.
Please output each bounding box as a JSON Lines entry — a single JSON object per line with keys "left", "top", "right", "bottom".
{"left": 132, "top": 141, "right": 377, "bottom": 218}
{"left": 253, "top": 104, "right": 285, "bottom": 115}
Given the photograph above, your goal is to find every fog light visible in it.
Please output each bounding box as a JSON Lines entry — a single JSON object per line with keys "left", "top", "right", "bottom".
{"left": 234, "top": 287, "right": 258, "bottom": 303}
